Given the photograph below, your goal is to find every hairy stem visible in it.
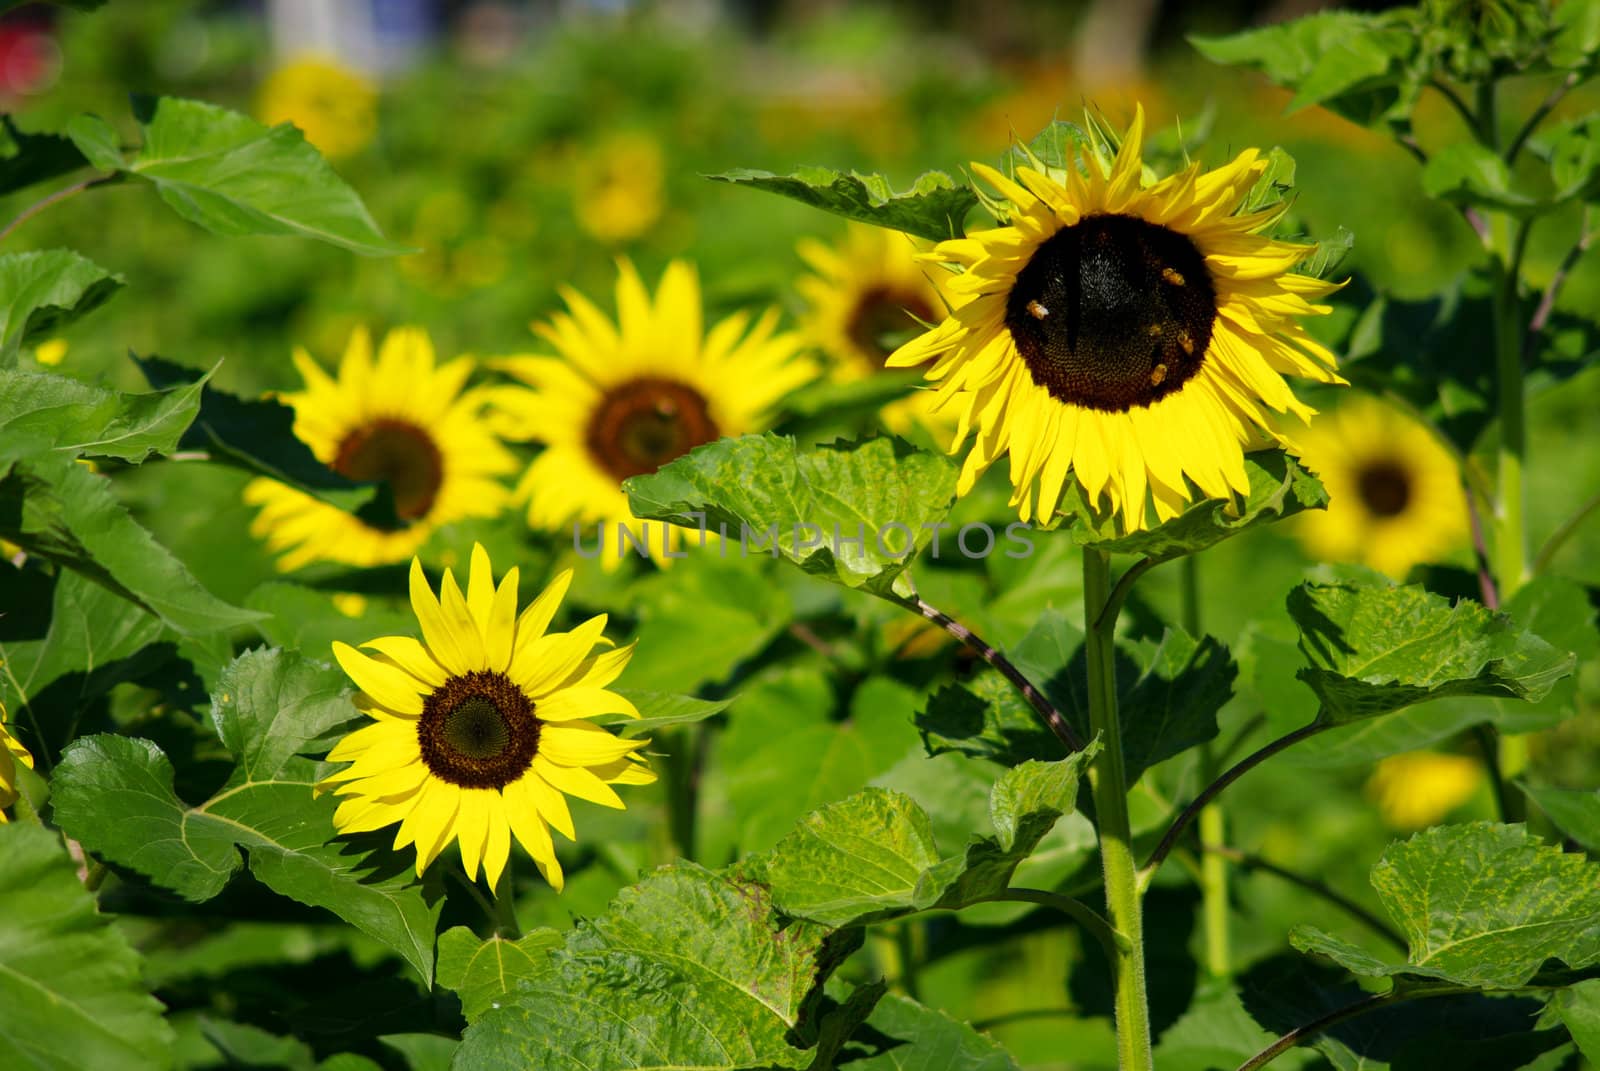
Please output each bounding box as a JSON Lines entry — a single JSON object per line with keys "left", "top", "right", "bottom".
{"left": 1083, "top": 548, "right": 1152, "bottom": 1071}
{"left": 1236, "top": 992, "right": 1393, "bottom": 1071}
{"left": 992, "top": 887, "right": 1131, "bottom": 969}
{"left": 0, "top": 174, "right": 117, "bottom": 243}
{"left": 1493, "top": 220, "right": 1532, "bottom": 602}
{"left": 912, "top": 596, "right": 1084, "bottom": 752}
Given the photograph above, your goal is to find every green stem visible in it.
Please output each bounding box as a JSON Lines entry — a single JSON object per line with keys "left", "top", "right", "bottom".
{"left": 1083, "top": 548, "right": 1153, "bottom": 1071}
{"left": 1492, "top": 222, "right": 1532, "bottom": 604}
{"left": 894, "top": 922, "right": 923, "bottom": 1001}
{"left": 1180, "top": 556, "right": 1230, "bottom": 977}
{"left": 1533, "top": 488, "right": 1600, "bottom": 574}
{"left": 990, "top": 887, "right": 1131, "bottom": 969}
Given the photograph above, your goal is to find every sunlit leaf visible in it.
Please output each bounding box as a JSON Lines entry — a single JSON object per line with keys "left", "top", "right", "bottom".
{"left": 0, "top": 250, "right": 122, "bottom": 363}
{"left": 708, "top": 166, "right": 977, "bottom": 242}
{"left": 0, "top": 118, "right": 91, "bottom": 196}
{"left": 842, "top": 993, "right": 1021, "bottom": 1070}
{"left": 0, "top": 364, "right": 205, "bottom": 467}
{"left": 436, "top": 927, "right": 561, "bottom": 1022}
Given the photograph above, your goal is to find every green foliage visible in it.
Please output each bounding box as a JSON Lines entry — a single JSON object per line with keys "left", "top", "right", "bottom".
{"left": 50, "top": 648, "right": 443, "bottom": 983}
{"left": 0, "top": 250, "right": 122, "bottom": 364}
{"left": 0, "top": 823, "right": 174, "bottom": 1071}
{"left": 624, "top": 433, "right": 959, "bottom": 602}
{"left": 67, "top": 97, "right": 407, "bottom": 255}
{"left": 707, "top": 166, "right": 977, "bottom": 242}
{"left": 436, "top": 926, "right": 562, "bottom": 1021}
{"left": 1521, "top": 782, "right": 1600, "bottom": 850}
{"left": 0, "top": 362, "right": 205, "bottom": 467}
{"left": 1543, "top": 979, "right": 1600, "bottom": 1063}
{"left": 842, "top": 994, "right": 1023, "bottom": 1070}
{"left": 1293, "top": 823, "right": 1600, "bottom": 988}
{"left": 0, "top": 119, "right": 90, "bottom": 196}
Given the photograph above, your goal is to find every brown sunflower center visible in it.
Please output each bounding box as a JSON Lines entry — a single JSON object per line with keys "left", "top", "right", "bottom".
{"left": 418, "top": 670, "right": 540, "bottom": 789}
{"left": 1357, "top": 460, "right": 1411, "bottom": 518}
{"left": 333, "top": 419, "right": 444, "bottom": 521}
{"left": 586, "top": 376, "right": 720, "bottom": 482}
{"left": 846, "top": 286, "right": 939, "bottom": 365}
{"left": 1005, "top": 212, "right": 1217, "bottom": 413}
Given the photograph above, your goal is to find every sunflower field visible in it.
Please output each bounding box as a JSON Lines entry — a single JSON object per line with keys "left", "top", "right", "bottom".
{"left": 4, "top": 0, "right": 1600, "bottom": 1068}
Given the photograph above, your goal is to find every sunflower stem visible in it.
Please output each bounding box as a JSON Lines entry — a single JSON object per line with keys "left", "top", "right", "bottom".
{"left": 1180, "top": 555, "right": 1231, "bottom": 977}
{"left": 1082, "top": 548, "right": 1153, "bottom": 1071}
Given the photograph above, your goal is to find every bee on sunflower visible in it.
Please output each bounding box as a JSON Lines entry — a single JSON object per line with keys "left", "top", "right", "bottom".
{"left": 888, "top": 106, "right": 1345, "bottom": 531}
{"left": 1, "top": 704, "right": 34, "bottom": 822}
{"left": 320, "top": 544, "right": 653, "bottom": 891}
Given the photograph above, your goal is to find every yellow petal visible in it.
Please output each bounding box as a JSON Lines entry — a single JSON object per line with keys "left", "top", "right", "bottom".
{"left": 481, "top": 791, "right": 513, "bottom": 891}
{"left": 455, "top": 789, "right": 492, "bottom": 882}
{"left": 484, "top": 568, "right": 521, "bottom": 673}
{"left": 410, "top": 558, "right": 469, "bottom": 675}
{"left": 439, "top": 569, "right": 487, "bottom": 671}
{"left": 360, "top": 636, "right": 447, "bottom": 690}
{"left": 332, "top": 642, "right": 424, "bottom": 716}
{"left": 466, "top": 543, "right": 496, "bottom": 634}
{"left": 515, "top": 568, "right": 574, "bottom": 647}
{"left": 536, "top": 687, "right": 638, "bottom": 722}
{"left": 534, "top": 754, "right": 626, "bottom": 807}
{"left": 509, "top": 614, "right": 609, "bottom": 696}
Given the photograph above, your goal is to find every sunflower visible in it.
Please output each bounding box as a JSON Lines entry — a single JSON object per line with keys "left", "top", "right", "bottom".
{"left": 888, "top": 106, "right": 1345, "bottom": 531}
{"left": 486, "top": 259, "right": 814, "bottom": 567}
{"left": 1293, "top": 395, "right": 1467, "bottom": 577}
{"left": 796, "top": 223, "right": 953, "bottom": 433}
{"left": 245, "top": 327, "right": 517, "bottom": 571}
{"left": 1, "top": 706, "right": 34, "bottom": 822}
{"left": 257, "top": 54, "right": 379, "bottom": 160}
{"left": 321, "top": 544, "right": 654, "bottom": 890}
{"left": 574, "top": 132, "right": 665, "bottom": 245}
{"left": 1364, "top": 750, "right": 1484, "bottom": 830}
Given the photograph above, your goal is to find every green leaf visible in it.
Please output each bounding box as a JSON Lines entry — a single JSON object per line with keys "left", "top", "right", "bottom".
{"left": 1537, "top": 114, "right": 1600, "bottom": 202}
{"left": 841, "top": 993, "right": 1021, "bottom": 1070}
{"left": 707, "top": 166, "right": 977, "bottom": 242}
{"left": 749, "top": 751, "right": 1095, "bottom": 927}
{"left": 0, "top": 117, "right": 91, "bottom": 196}
{"left": 1054, "top": 450, "right": 1327, "bottom": 564}
{"left": 0, "top": 456, "right": 263, "bottom": 636}
{"left": 1116, "top": 629, "right": 1234, "bottom": 783}
{"left": 1155, "top": 979, "right": 1318, "bottom": 1071}
{"left": 50, "top": 648, "right": 442, "bottom": 984}
{"left": 70, "top": 97, "right": 407, "bottom": 255}
{"left": 624, "top": 434, "right": 958, "bottom": 601}
{"left": 0, "top": 364, "right": 206, "bottom": 467}
{"left": 1545, "top": 979, "right": 1600, "bottom": 1063}
{"left": 1292, "top": 822, "right": 1600, "bottom": 988}
{"left": 605, "top": 690, "right": 732, "bottom": 737}
{"left": 0, "top": 250, "right": 123, "bottom": 363}
{"left": 1422, "top": 142, "right": 1547, "bottom": 216}
{"left": 456, "top": 863, "right": 866, "bottom": 1070}
{"left": 1521, "top": 783, "right": 1600, "bottom": 852}
{"left": 1551, "top": 0, "right": 1600, "bottom": 70}
{"left": 435, "top": 926, "right": 561, "bottom": 1022}
{"left": 0, "top": 823, "right": 175, "bottom": 1071}
{"left": 1289, "top": 577, "right": 1575, "bottom": 726}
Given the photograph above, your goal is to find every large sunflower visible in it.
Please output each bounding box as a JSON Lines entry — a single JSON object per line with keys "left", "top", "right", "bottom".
{"left": 321, "top": 544, "right": 653, "bottom": 890}
{"left": 796, "top": 223, "right": 952, "bottom": 433}
{"left": 486, "top": 259, "right": 814, "bottom": 566}
{"left": 1293, "top": 395, "right": 1467, "bottom": 577}
{"left": 1, "top": 706, "right": 34, "bottom": 822}
{"left": 245, "top": 327, "right": 517, "bottom": 571}
{"left": 888, "top": 107, "right": 1345, "bottom": 530}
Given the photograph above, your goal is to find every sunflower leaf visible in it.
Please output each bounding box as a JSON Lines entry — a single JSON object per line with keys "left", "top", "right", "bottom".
{"left": 1422, "top": 142, "right": 1550, "bottom": 217}
{"left": 68, "top": 97, "right": 407, "bottom": 255}
{"left": 707, "top": 166, "right": 978, "bottom": 242}
{"left": 0, "top": 823, "right": 175, "bottom": 1071}
{"left": 50, "top": 648, "right": 443, "bottom": 985}
{"left": 456, "top": 862, "right": 871, "bottom": 1070}
{"left": 743, "top": 751, "right": 1095, "bottom": 928}
{"left": 1053, "top": 449, "right": 1326, "bottom": 564}
{"left": 0, "top": 250, "right": 123, "bottom": 365}
{"left": 1520, "top": 783, "right": 1600, "bottom": 852}
{"left": 1291, "top": 822, "right": 1600, "bottom": 988}
{"left": 436, "top": 926, "right": 562, "bottom": 1022}
{"left": 623, "top": 433, "right": 958, "bottom": 602}
{"left": 1288, "top": 576, "right": 1575, "bottom": 727}
{"left": 0, "top": 363, "right": 206, "bottom": 468}
{"left": 842, "top": 993, "right": 1023, "bottom": 1071}
{"left": 0, "top": 117, "right": 92, "bottom": 197}
{"left": 604, "top": 690, "right": 732, "bottom": 736}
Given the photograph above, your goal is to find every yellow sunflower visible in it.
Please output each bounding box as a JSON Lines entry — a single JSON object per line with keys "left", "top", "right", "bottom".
{"left": 574, "top": 132, "right": 665, "bottom": 244}
{"left": 1, "top": 705, "right": 34, "bottom": 822}
{"left": 796, "top": 223, "right": 953, "bottom": 433}
{"left": 486, "top": 259, "right": 815, "bottom": 568}
{"left": 244, "top": 327, "right": 517, "bottom": 571}
{"left": 257, "top": 54, "right": 379, "bottom": 160}
{"left": 321, "top": 544, "right": 654, "bottom": 890}
{"left": 1364, "top": 750, "right": 1484, "bottom": 830}
{"left": 888, "top": 106, "right": 1345, "bottom": 531}
{"left": 1293, "top": 395, "right": 1467, "bottom": 577}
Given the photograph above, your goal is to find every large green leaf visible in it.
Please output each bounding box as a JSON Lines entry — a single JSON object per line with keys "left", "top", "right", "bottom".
{"left": 1544, "top": 979, "right": 1600, "bottom": 1064}
{"left": 0, "top": 364, "right": 205, "bottom": 467}
{"left": 0, "top": 250, "right": 122, "bottom": 363}
{"left": 455, "top": 863, "right": 870, "bottom": 1070}
{"left": 1054, "top": 450, "right": 1327, "bottom": 563}
{"left": 50, "top": 648, "right": 443, "bottom": 984}
{"left": 840, "top": 994, "right": 1021, "bottom": 1070}
{"left": 0, "top": 118, "right": 91, "bottom": 196}
{"left": 1521, "top": 783, "right": 1600, "bottom": 852}
{"left": 67, "top": 97, "right": 406, "bottom": 255}
{"left": 624, "top": 434, "right": 958, "bottom": 601}
{"left": 1422, "top": 142, "right": 1547, "bottom": 217}
{"left": 435, "top": 926, "right": 562, "bottom": 1022}
{"left": 1289, "top": 577, "right": 1575, "bottom": 726}
{"left": 0, "top": 456, "right": 263, "bottom": 636}
{"left": 707, "top": 166, "right": 977, "bottom": 242}
{"left": 1292, "top": 823, "right": 1600, "bottom": 988}
{"left": 747, "top": 753, "right": 1095, "bottom": 928}
{"left": 0, "top": 823, "right": 175, "bottom": 1071}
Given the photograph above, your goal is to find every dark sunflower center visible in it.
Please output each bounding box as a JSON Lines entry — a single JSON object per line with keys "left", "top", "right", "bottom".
{"left": 1004, "top": 212, "right": 1217, "bottom": 413}
{"left": 1356, "top": 460, "right": 1412, "bottom": 518}
{"left": 418, "top": 670, "right": 540, "bottom": 789}
{"left": 333, "top": 419, "right": 444, "bottom": 521}
{"left": 586, "top": 376, "right": 720, "bottom": 482}
{"left": 846, "top": 286, "right": 939, "bottom": 365}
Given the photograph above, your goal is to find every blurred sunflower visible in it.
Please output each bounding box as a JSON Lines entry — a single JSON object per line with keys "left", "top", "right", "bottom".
{"left": 1294, "top": 395, "right": 1466, "bottom": 577}
{"left": 486, "top": 259, "right": 813, "bottom": 568}
{"left": 796, "top": 223, "right": 952, "bottom": 433}
{"left": 257, "top": 54, "right": 379, "bottom": 160}
{"left": 322, "top": 545, "right": 652, "bottom": 890}
{"left": 889, "top": 106, "right": 1344, "bottom": 531}
{"left": 1, "top": 705, "right": 33, "bottom": 822}
{"left": 244, "top": 327, "right": 516, "bottom": 571}
{"left": 1365, "top": 750, "right": 1485, "bottom": 830}
{"left": 574, "top": 132, "right": 665, "bottom": 244}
